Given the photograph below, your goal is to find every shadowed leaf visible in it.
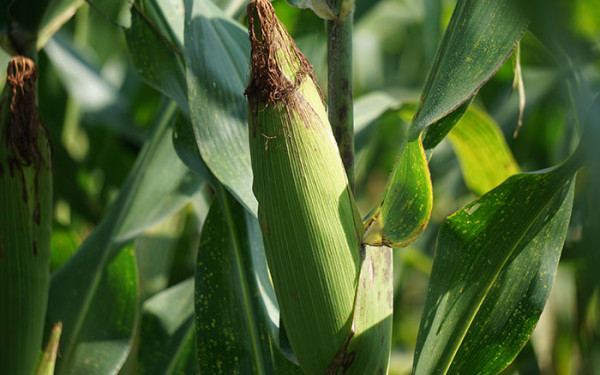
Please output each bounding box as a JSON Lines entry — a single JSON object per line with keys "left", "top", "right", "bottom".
{"left": 137, "top": 278, "right": 196, "bottom": 374}
{"left": 183, "top": 0, "right": 257, "bottom": 215}
{"left": 195, "top": 188, "right": 301, "bottom": 374}
{"left": 126, "top": 0, "right": 188, "bottom": 111}
{"left": 45, "top": 102, "right": 203, "bottom": 373}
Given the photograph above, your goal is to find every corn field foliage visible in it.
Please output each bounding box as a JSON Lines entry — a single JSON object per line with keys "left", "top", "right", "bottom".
{"left": 0, "top": 0, "right": 599, "bottom": 374}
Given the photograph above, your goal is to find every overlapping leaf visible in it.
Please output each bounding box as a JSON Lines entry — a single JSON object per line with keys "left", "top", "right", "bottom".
{"left": 413, "top": 155, "right": 581, "bottom": 374}
{"left": 409, "top": 0, "right": 528, "bottom": 140}
{"left": 66, "top": 247, "right": 138, "bottom": 374}
{"left": 422, "top": 98, "right": 473, "bottom": 150}
{"left": 447, "top": 106, "right": 520, "bottom": 195}
{"left": 45, "top": 102, "right": 203, "bottom": 373}
{"left": 126, "top": 0, "right": 188, "bottom": 111}
{"left": 183, "top": 0, "right": 257, "bottom": 215}
{"left": 195, "top": 188, "right": 301, "bottom": 374}
{"left": 363, "top": 0, "right": 528, "bottom": 248}
{"left": 137, "top": 278, "right": 196, "bottom": 374}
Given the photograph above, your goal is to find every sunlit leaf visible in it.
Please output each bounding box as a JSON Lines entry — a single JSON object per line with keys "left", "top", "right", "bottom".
{"left": 38, "top": 0, "right": 85, "bottom": 48}
{"left": 414, "top": 156, "right": 580, "bottom": 374}
{"left": 409, "top": 0, "right": 528, "bottom": 140}
{"left": 447, "top": 106, "right": 520, "bottom": 195}
{"left": 354, "top": 91, "right": 401, "bottom": 136}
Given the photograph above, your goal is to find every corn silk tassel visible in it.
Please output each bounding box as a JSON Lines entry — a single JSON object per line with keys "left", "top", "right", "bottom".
{"left": 245, "top": 1, "right": 392, "bottom": 373}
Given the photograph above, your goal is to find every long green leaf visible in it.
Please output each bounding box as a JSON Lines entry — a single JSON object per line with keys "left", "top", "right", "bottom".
{"left": 43, "top": 36, "right": 143, "bottom": 143}
{"left": 135, "top": 213, "right": 187, "bottom": 301}
{"left": 447, "top": 106, "right": 520, "bottom": 195}
{"left": 45, "top": 101, "right": 203, "bottom": 373}
{"left": 67, "top": 247, "right": 138, "bottom": 374}
{"left": 413, "top": 156, "right": 581, "bottom": 374}
{"left": 183, "top": 0, "right": 257, "bottom": 215}
{"left": 409, "top": 0, "right": 528, "bottom": 140}
{"left": 195, "top": 187, "right": 301, "bottom": 374}
{"left": 126, "top": 0, "right": 188, "bottom": 111}
{"left": 137, "top": 278, "right": 196, "bottom": 374}
{"left": 422, "top": 98, "right": 473, "bottom": 150}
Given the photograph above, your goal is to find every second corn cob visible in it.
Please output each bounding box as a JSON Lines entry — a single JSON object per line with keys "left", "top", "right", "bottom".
{"left": 0, "top": 56, "right": 53, "bottom": 375}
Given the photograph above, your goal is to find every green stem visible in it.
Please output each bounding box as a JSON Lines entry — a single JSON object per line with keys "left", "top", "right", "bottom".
{"left": 327, "top": 9, "right": 354, "bottom": 191}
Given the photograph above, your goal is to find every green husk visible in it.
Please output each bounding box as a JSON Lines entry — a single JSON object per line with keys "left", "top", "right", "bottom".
{"left": 245, "top": 1, "right": 391, "bottom": 373}
{"left": 0, "top": 56, "right": 53, "bottom": 375}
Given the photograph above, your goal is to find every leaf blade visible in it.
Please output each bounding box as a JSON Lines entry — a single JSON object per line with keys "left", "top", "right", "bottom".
{"left": 183, "top": 0, "right": 257, "bottom": 214}
{"left": 414, "top": 161, "right": 578, "bottom": 374}
{"left": 447, "top": 106, "right": 520, "bottom": 195}
{"left": 409, "top": 0, "right": 528, "bottom": 139}
{"left": 45, "top": 102, "right": 203, "bottom": 373}
{"left": 66, "top": 247, "right": 139, "bottom": 375}
{"left": 137, "top": 278, "right": 196, "bottom": 375}
{"left": 126, "top": 0, "right": 188, "bottom": 112}
{"left": 195, "top": 188, "right": 300, "bottom": 374}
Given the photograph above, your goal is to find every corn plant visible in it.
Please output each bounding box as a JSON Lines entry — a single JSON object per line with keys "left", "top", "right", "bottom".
{"left": 0, "top": 0, "right": 599, "bottom": 374}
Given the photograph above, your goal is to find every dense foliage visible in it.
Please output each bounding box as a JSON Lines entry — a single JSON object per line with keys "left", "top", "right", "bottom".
{"left": 0, "top": 0, "right": 599, "bottom": 373}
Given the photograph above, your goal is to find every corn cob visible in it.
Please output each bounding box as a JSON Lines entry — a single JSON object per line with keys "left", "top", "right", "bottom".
{"left": 246, "top": 1, "right": 391, "bottom": 373}
{"left": 0, "top": 56, "right": 53, "bottom": 375}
